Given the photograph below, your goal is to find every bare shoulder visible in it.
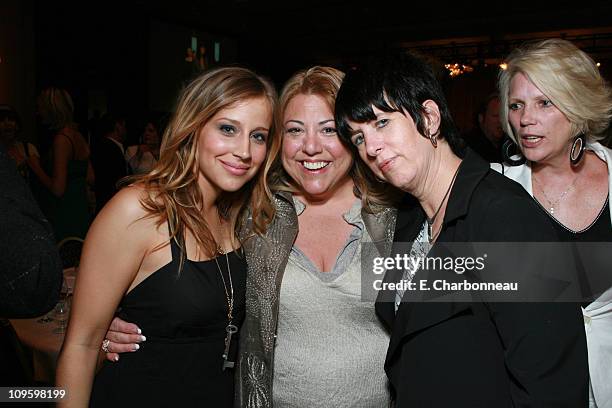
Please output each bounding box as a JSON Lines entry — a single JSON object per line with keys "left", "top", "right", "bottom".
{"left": 52, "top": 131, "right": 72, "bottom": 147}
{"left": 90, "top": 184, "right": 162, "bottom": 242}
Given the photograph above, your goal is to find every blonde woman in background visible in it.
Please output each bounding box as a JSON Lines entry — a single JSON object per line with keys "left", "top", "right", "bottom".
{"left": 496, "top": 38, "right": 612, "bottom": 408}
{"left": 56, "top": 67, "right": 276, "bottom": 407}
{"left": 29, "top": 88, "right": 94, "bottom": 241}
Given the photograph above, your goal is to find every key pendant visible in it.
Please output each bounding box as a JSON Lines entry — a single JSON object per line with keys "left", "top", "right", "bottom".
{"left": 222, "top": 324, "right": 238, "bottom": 370}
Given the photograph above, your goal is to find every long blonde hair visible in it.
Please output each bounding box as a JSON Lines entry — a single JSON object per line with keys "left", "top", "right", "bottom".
{"left": 37, "top": 87, "right": 75, "bottom": 130}
{"left": 130, "top": 67, "right": 277, "bottom": 263}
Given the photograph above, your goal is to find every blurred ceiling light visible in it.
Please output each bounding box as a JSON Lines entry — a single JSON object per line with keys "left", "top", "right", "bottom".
{"left": 444, "top": 63, "right": 473, "bottom": 77}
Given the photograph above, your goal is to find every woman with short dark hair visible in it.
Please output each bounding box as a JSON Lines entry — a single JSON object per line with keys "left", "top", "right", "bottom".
{"left": 335, "top": 51, "right": 589, "bottom": 407}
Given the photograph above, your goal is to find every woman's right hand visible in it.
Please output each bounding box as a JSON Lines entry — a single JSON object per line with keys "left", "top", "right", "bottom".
{"left": 103, "top": 316, "right": 146, "bottom": 362}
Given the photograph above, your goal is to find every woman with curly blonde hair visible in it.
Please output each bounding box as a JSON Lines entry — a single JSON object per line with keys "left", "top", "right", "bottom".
{"left": 56, "top": 66, "right": 277, "bottom": 407}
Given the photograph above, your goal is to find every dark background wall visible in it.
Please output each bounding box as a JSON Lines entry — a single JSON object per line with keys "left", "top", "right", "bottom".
{"left": 0, "top": 1, "right": 36, "bottom": 141}
{"left": 1, "top": 0, "right": 611, "bottom": 140}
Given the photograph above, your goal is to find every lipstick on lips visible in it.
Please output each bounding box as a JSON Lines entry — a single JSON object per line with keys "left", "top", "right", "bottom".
{"left": 219, "top": 159, "right": 250, "bottom": 176}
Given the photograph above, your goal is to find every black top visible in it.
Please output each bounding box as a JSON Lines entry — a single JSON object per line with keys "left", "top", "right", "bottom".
{"left": 0, "top": 145, "right": 62, "bottom": 318}
{"left": 548, "top": 197, "right": 611, "bottom": 241}
{"left": 90, "top": 237, "right": 246, "bottom": 407}
{"left": 545, "top": 197, "right": 612, "bottom": 306}
{"left": 376, "top": 149, "right": 588, "bottom": 408}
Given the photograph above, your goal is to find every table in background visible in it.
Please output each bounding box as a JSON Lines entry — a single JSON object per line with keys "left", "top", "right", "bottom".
{"left": 9, "top": 267, "right": 76, "bottom": 384}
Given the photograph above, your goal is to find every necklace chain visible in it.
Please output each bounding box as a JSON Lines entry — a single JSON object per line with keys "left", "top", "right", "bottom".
{"left": 214, "top": 251, "right": 233, "bottom": 324}
{"left": 214, "top": 215, "right": 233, "bottom": 322}
{"left": 426, "top": 165, "right": 461, "bottom": 243}
{"left": 215, "top": 249, "right": 239, "bottom": 370}
{"left": 533, "top": 174, "right": 578, "bottom": 215}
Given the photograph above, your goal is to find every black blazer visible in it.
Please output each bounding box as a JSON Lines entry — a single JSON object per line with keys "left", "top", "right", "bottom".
{"left": 376, "top": 150, "right": 588, "bottom": 407}
{"left": 0, "top": 146, "right": 62, "bottom": 318}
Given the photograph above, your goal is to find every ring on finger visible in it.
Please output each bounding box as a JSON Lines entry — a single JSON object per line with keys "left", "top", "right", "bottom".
{"left": 101, "top": 338, "right": 111, "bottom": 353}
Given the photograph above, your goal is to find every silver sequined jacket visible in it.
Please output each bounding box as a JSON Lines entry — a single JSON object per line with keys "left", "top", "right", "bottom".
{"left": 235, "top": 191, "right": 397, "bottom": 408}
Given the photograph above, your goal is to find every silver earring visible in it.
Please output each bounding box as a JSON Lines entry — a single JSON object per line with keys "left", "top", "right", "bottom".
{"left": 427, "top": 129, "right": 438, "bottom": 148}
{"left": 570, "top": 134, "right": 586, "bottom": 166}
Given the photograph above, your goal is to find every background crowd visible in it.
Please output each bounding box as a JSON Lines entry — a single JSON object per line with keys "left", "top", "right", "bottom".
{"left": 1, "top": 33, "right": 611, "bottom": 408}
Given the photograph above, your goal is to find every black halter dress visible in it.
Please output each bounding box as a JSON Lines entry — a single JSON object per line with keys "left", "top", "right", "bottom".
{"left": 90, "top": 238, "right": 246, "bottom": 407}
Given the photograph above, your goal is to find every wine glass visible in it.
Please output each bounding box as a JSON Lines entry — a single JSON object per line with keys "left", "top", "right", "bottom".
{"left": 52, "top": 273, "right": 74, "bottom": 334}
{"left": 52, "top": 297, "right": 70, "bottom": 334}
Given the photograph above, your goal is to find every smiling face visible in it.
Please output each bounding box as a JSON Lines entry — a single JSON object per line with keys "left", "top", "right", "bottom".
{"left": 507, "top": 72, "right": 573, "bottom": 164}
{"left": 281, "top": 93, "right": 353, "bottom": 200}
{"left": 196, "top": 96, "right": 272, "bottom": 197}
{"left": 347, "top": 106, "right": 434, "bottom": 193}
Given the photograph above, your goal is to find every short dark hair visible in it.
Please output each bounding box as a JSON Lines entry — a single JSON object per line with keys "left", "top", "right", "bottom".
{"left": 96, "top": 113, "right": 122, "bottom": 137}
{"left": 477, "top": 92, "right": 500, "bottom": 116}
{"left": 335, "top": 51, "right": 464, "bottom": 156}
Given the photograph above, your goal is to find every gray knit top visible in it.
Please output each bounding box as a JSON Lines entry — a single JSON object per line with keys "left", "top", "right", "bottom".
{"left": 272, "top": 199, "right": 391, "bottom": 407}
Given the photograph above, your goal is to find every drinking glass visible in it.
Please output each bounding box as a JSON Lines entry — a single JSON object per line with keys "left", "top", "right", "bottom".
{"left": 52, "top": 273, "right": 74, "bottom": 334}
{"left": 52, "top": 298, "right": 70, "bottom": 334}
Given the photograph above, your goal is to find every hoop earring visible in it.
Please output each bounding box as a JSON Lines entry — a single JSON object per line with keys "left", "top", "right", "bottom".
{"left": 502, "top": 138, "right": 526, "bottom": 166}
{"left": 427, "top": 129, "right": 438, "bottom": 148}
{"left": 570, "top": 134, "right": 586, "bottom": 166}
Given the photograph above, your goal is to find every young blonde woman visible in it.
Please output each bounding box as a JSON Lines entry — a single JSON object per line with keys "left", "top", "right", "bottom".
{"left": 102, "top": 67, "right": 394, "bottom": 408}
{"left": 56, "top": 67, "right": 277, "bottom": 407}
{"left": 29, "top": 88, "right": 95, "bottom": 241}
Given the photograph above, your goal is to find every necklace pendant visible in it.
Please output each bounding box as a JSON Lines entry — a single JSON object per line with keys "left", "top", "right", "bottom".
{"left": 427, "top": 222, "right": 433, "bottom": 241}
{"left": 549, "top": 207, "right": 555, "bottom": 214}
{"left": 222, "top": 323, "right": 238, "bottom": 371}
